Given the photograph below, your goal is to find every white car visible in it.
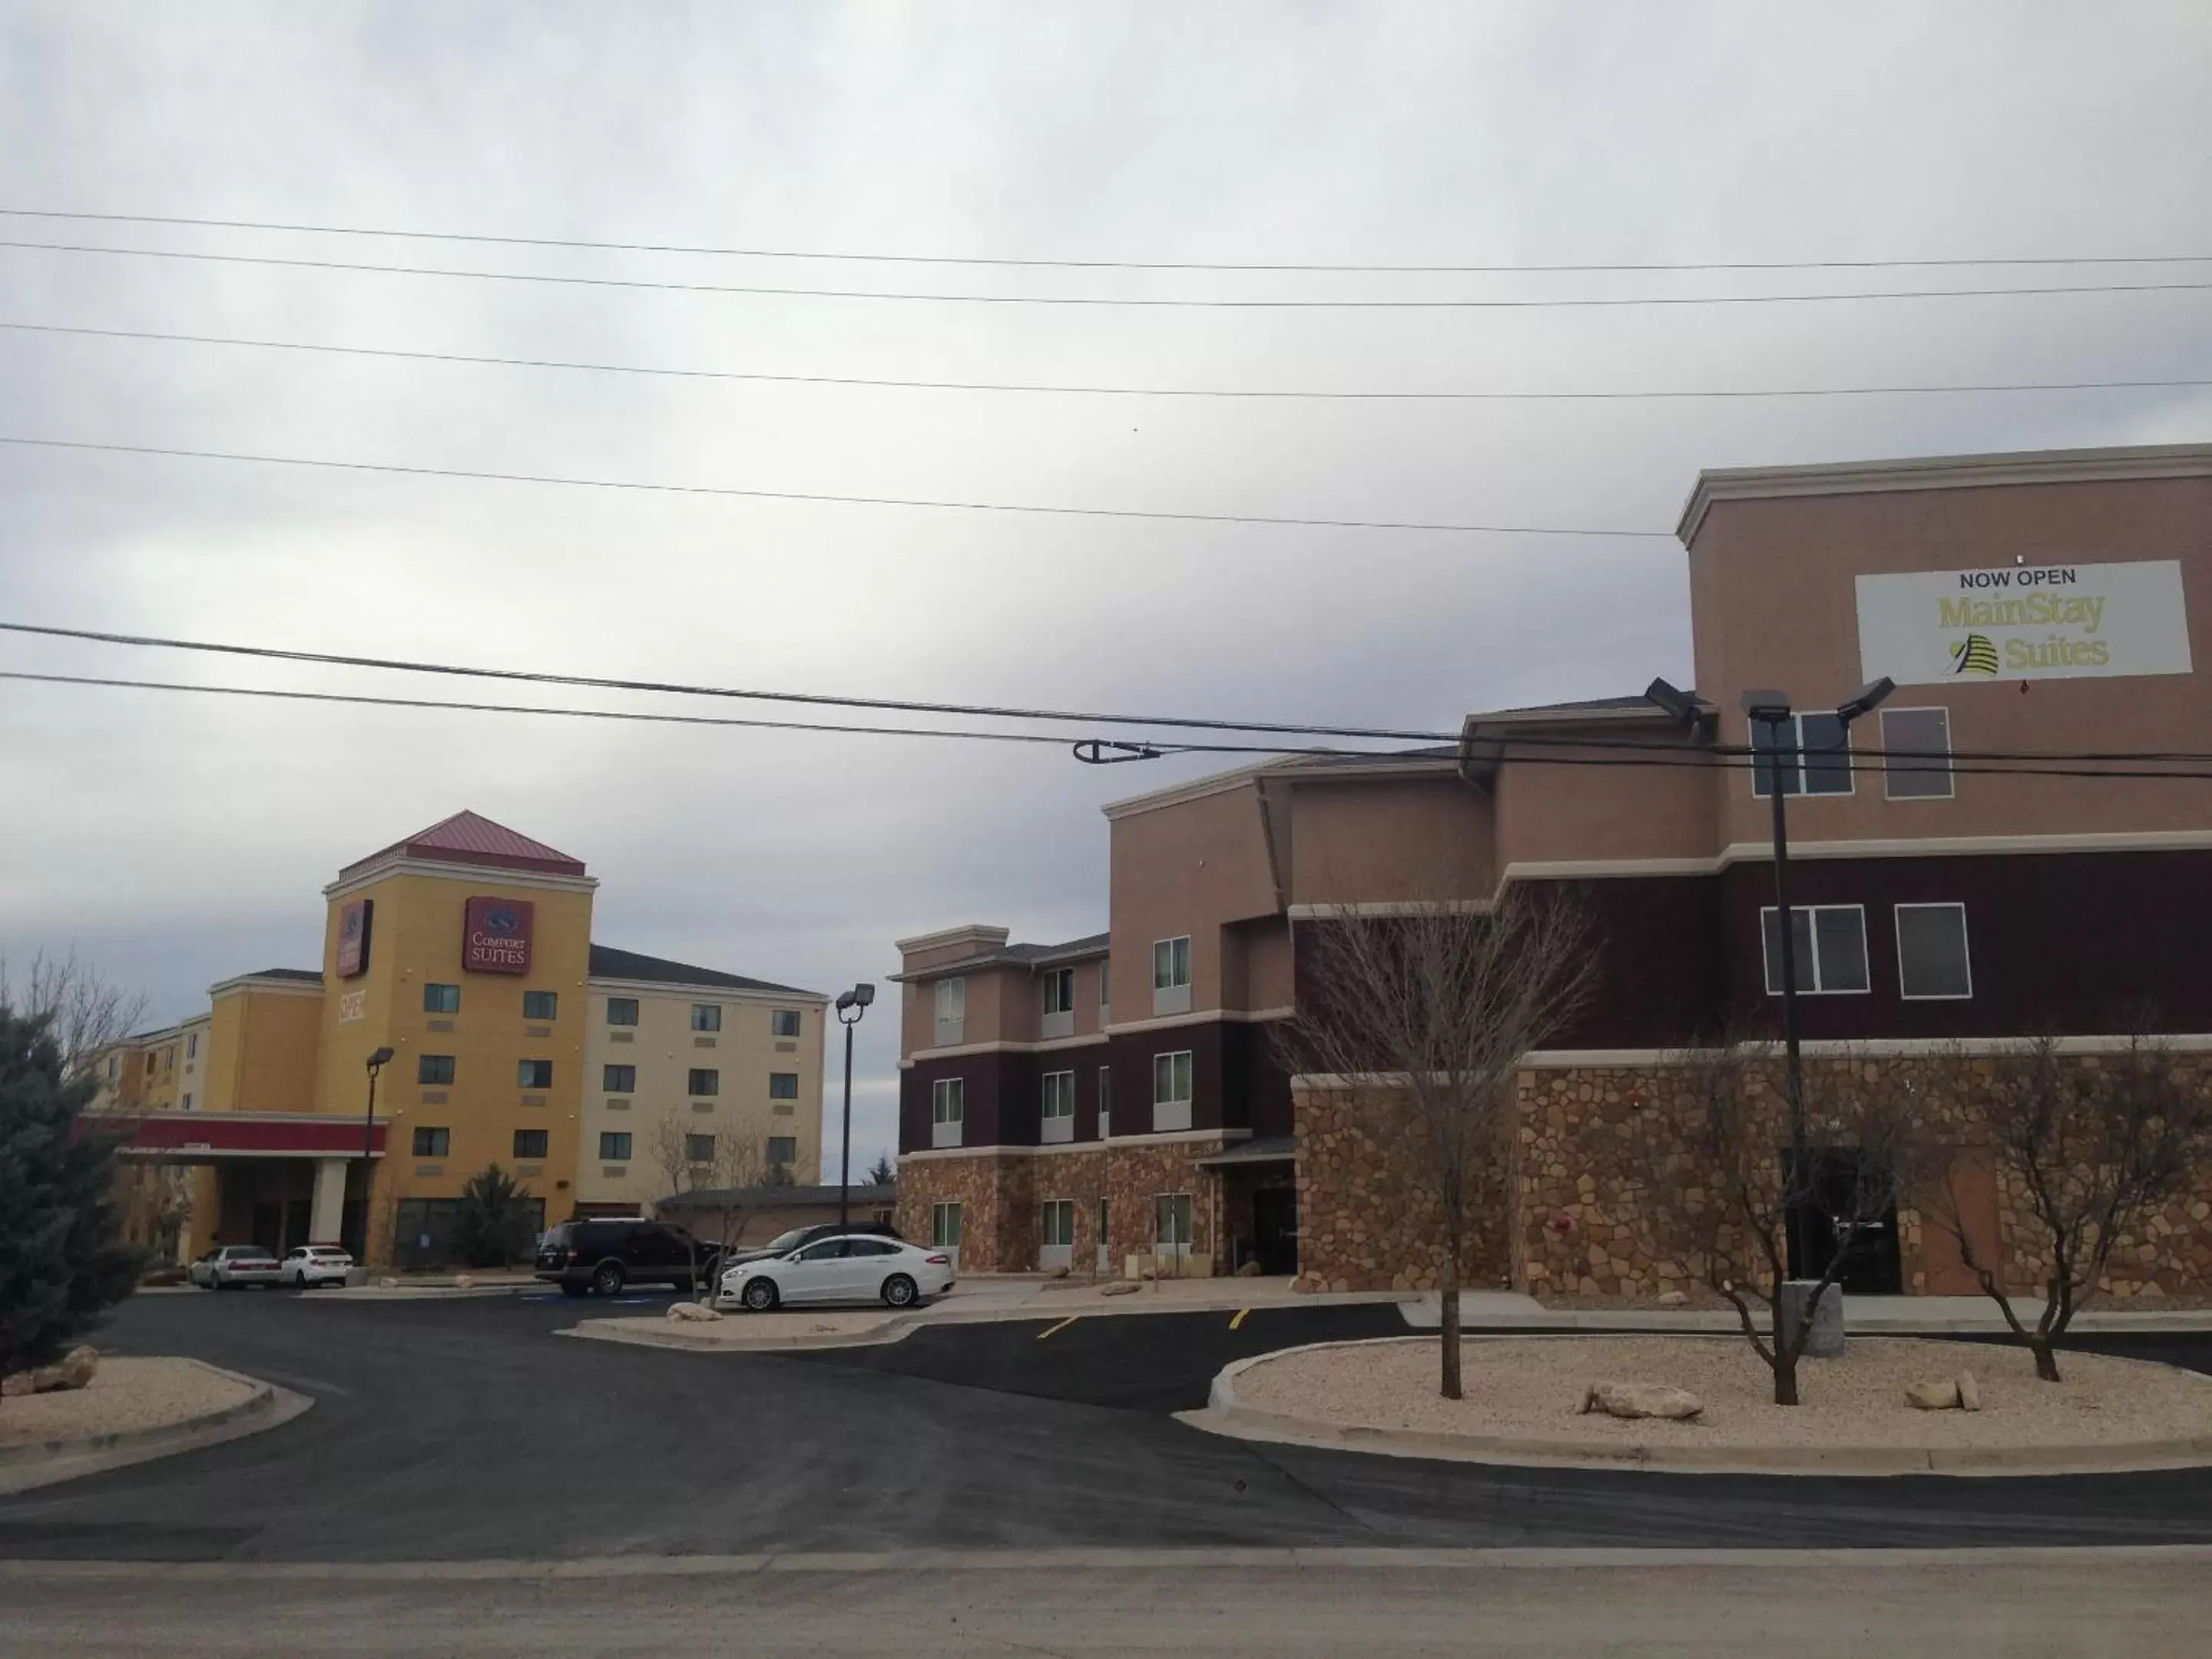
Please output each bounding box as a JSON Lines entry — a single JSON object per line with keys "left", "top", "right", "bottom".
{"left": 719, "top": 1234, "right": 955, "bottom": 1312}
{"left": 282, "top": 1243, "right": 355, "bottom": 1288}
{"left": 187, "top": 1244, "right": 284, "bottom": 1290}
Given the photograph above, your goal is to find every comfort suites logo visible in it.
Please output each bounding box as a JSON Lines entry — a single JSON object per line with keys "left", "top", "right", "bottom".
{"left": 1856, "top": 559, "right": 2193, "bottom": 687}
{"left": 462, "top": 896, "right": 534, "bottom": 975}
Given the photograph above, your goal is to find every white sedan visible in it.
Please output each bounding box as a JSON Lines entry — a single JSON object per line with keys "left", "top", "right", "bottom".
{"left": 187, "top": 1245, "right": 284, "bottom": 1290}
{"left": 720, "top": 1234, "right": 954, "bottom": 1312}
{"left": 282, "top": 1244, "right": 355, "bottom": 1288}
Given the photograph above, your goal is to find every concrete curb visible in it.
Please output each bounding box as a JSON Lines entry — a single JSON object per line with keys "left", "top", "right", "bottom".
{"left": 561, "top": 1316, "right": 921, "bottom": 1355}
{"left": 1181, "top": 1336, "right": 2212, "bottom": 1479}
{"left": 0, "top": 1361, "right": 313, "bottom": 1495}
{"left": 1402, "top": 1309, "right": 2212, "bottom": 1336}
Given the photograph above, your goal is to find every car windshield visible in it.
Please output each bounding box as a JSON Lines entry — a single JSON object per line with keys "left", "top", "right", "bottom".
{"left": 761, "top": 1227, "right": 811, "bottom": 1253}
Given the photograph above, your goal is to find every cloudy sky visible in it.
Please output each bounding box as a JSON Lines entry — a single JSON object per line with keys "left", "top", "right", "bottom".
{"left": 2, "top": 3, "right": 2208, "bottom": 1170}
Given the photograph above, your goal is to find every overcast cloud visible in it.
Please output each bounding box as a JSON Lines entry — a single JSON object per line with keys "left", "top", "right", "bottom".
{"left": 3, "top": 2, "right": 2209, "bottom": 1171}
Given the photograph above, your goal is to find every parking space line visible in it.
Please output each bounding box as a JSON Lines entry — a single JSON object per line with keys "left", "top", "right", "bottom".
{"left": 1036, "top": 1316, "right": 1079, "bottom": 1341}
{"left": 1229, "top": 1308, "right": 1250, "bottom": 1331}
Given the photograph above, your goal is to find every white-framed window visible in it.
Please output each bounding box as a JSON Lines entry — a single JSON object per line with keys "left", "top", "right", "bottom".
{"left": 770, "top": 1008, "right": 802, "bottom": 1037}
{"left": 1750, "top": 712, "right": 1853, "bottom": 798}
{"left": 934, "top": 976, "right": 966, "bottom": 1044}
{"left": 931, "top": 1076, "right": 965, "bottom": 1148}
{"left": 1153, "top": 1049, "right": 1194, "bottom": 1133}
{"left": 1043, "top": 968, "right": 1075, "bottom": 1016}
{"left": 1041, "top": 1199, "right": 1075, "bottom": 1247}
{"left": 1896, "top": 903, "right": 1973, "bottom": 999}
{"left": 1098, "top": 1065, "right": 1111, "bottom": 1140}
{"left": 1760, "top": 905, "right": 1870, "bottom": 995}
{"left": 1154, "top": 1192, "right": 1193, "bottom": 1256}
{"left": 1881, "top": 707, "right": 1955, "bottom": 800}
{"left": 1099, "top": 962, "right": 1111, "bottom": 1008}
{"left": 690, "top": 1003, "right": 722, "bottom": 1032}
{"left": 932, "top": 1201, "right": 963, "bottom": 1250}
{"left": 1152, "top": 935, "right": 1192, "bottom": 1015}
{"left": 1041, "top": 1069, "right": 1075, "bottom": 1144}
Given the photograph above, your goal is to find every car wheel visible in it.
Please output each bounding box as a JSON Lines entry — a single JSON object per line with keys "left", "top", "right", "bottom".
{"left": 558, "top": 1281, "right": 588, "bottom": 1299}
{"left": 591, "top": 1262, "right": 626, "bottom": 1296}
{"left": 741, "top": 1278, "right": 779, "bottom": 1312}
{"left": 881, "top": 1273, "right": 918, "bottom": 1309}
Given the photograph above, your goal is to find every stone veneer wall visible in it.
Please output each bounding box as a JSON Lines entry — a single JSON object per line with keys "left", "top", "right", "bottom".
{"left": 1291, "top": 1083, "right": 1512, "bottom": 1294}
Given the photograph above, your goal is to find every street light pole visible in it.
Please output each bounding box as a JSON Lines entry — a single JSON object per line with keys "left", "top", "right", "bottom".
{"left": 833, "top": 983, "right": 876, "bottom": 1230}
{"left": 359, "top": 1046, "right": 393, "bottom": 1262}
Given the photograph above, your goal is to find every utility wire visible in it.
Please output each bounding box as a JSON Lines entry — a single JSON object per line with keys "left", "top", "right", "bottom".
{"left": 6, "top": 238, "right": 2211, "bottom": 310}
{"left": 5, "top": 208, "right": 2208, "bottom": 275}
{"left": 0, "top": 437, "right": 1674, "bottom": 539}
{"left": 8, "top": 670, "right": 2211, "bottom": 783}
{"left": 11, "top": 319, "right": 2210, "bottom": 405}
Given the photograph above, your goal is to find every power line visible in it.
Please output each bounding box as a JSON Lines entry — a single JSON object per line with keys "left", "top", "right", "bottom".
{"left": 8, "top": 669, "right": 2211, "bottom": 783}
{"left": 6, "top": 207, "right": 2208, "bottom": 275}
{"left": 7, "top": 238, "right": 2212, "bottom": 310}
{"left": 0, "top": 437, "right": 1674, "bottom": 540}
{"left": 12, "top": 319, "right": 2210, "bottom": 405}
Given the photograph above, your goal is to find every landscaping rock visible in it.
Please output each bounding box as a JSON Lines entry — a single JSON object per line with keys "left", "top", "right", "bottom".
{"left": 1100, "top": 1281, "right": 1142, "bottom": 1296}
{"left": 1955, "top": 1371, "right": 1982, "bottom": 1412}
{"left": 0, "top": 1372, "right": 30, "bottom": 1397}
{"left": 666, "top": 1301, "right": 724, "bottom": 1323}
{"left": 1579, "top": 1380, "right": 1704, "bottom": 1421}
{"left": 1047, "top": 1266, "right": 1070, "bottom": 1280}
{"left": 1905, "top": 1379, "right": 1962, "bottom": 1410}
{"left": 2, "top": 1346, "right": 99, "bottom": 1396}
{"left": 376, "top": 1277, "right": 399, "bottom": 1289}
{"left": 1656, "top": 1290, "right": 1689, "bottom": 1307}
{"left": 453, "top": 1274, "right": 478, "bottom": 1290}
{"left": 1236, "top": 1260, "right": 1266, "bottom": 1278}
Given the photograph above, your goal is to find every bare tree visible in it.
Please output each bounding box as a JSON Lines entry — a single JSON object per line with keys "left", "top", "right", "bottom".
{"left": 1285, "top": 889, "right": 1594, "bottom": 1399}
{"left": 114, "top": 1163, "right": 194, "bottom": 1266}
{"left": 0, "top": 949, "right": 149, "bottom": 1078}
{"left": 649, "top": 1112, "right": 773, "bottom": 1293}
{"left": 1908, "top": 1033, "right": 2212, "bottom": 1382}
{"left": 1669, "top": 1041, "right": 1914, "bottom": 1406}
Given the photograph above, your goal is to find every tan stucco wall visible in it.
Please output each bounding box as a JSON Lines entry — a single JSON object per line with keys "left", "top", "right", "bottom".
{"left": 1108, "top": 783, "right": 1279, "bottom": 1015}
{"left": 1285, "top": 774, "right": 1495, "bottom": 905}
{"left": 204, "top": 987, "right": 323, "bottom": 1114}
{"left": 576, "top": 982, "right": 826, "bottom": 1209}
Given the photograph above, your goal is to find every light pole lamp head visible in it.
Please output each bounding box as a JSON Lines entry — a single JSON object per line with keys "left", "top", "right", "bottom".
{"left": 1740, "top": 688, "right": 1793, "bottom": 724}
{"left": 835, "top": 990, "right": 854, "bottom": 1012}
{"left": 366, "top": 1045, "right": 395, "bottom": 1072}
{"left": 853, "top": 982, "right": 876, "bottom": 1008}
{"left": 1834, "top": 676, "right": 1896, "bottom": 726}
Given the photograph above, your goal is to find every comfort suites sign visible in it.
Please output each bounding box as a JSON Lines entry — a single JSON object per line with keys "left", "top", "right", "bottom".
{"left": 1856, "top": 559, "right": 2193, "bottom": 686}
{"left": 462, "top": 896, "right": 534, "bottom": 974}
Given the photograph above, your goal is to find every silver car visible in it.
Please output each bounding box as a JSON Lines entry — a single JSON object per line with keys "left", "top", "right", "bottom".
{"left": 282, "top": 1243, "right": 355, "bottom": 1288}
{"left": 187, "top": 1244, "right": 284, "bottom": 1290}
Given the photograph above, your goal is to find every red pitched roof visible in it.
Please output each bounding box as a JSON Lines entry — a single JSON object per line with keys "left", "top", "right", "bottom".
{"left": 339, "top": 810, "right": 587, "bottom": 879}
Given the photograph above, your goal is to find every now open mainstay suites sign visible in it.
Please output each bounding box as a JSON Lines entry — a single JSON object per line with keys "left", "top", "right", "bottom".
{"left": 462, "top": 896, "right": 534, "bottom": 975}
{"left": 1856, "top": 559, "right": 2193, "bottom": 687}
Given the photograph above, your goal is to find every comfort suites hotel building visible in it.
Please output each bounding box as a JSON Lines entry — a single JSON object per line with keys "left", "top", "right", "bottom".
{"left": 93, "top": 812, "right": 826, "bottom": 1269}
{"left": 892, "top": 442, "right": 2212, "bottom": 1297}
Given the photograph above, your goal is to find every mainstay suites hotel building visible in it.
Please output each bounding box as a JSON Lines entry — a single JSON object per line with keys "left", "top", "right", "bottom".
{"left": 891, "top": 442, "right": 2212, "bottom": 1296}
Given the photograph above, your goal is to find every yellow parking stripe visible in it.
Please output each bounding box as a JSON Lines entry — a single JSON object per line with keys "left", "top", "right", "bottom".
{"left": 1037, "top": 1316, "right": 1078, "bottom": 1341}
{"left": 1229, "top": 1308, "right": 1250, "bottom": 1331}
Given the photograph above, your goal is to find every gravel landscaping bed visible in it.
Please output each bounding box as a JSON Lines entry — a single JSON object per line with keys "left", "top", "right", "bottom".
{"left": 0, "top": 1357, "right": 257, "bottom": 1449}
{"left": 1231, "top": 1335, "right": 2212, "bottom": 1453}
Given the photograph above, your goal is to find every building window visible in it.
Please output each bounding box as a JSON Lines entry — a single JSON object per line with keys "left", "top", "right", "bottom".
{"left": 412, "top": 1127, "right": 450, "bottom": 1157}
{"left": 1043, "top": 968, "right": 1075, "bottom": 1017}
{"left": 187, "top": 1031, "right": 198, "bottom": 1059}
{"left": 688, "top": 1068, "right": 720, "bottom": 1097}
{"left": 1896, "top": 903, "right": 1973, "bottom": 999}
{"left": 1041, "top": 1198, "right": 1075, "bottom": 1247}
{"left": 684, "top": 1132, "right": 717, "bottom": 1164}
{"left": 931, "top": 1077, "right": 965, "bottom": 1148}
{"left": 1153, "top": 1050, "right": 1194, "bottom": 1133}
{"left": 418, "top": 1054, "right": 456, "bottom": 1086}
{"left": 690, "top": 1003, "right": 722, "bottom": 1032}
{"left": 598, "top": 1131, "right": 631, "bottom": 1161}
{"left": 1152, "top": 936, "right": 1191, "bottom": 991}
{"left": 1155, "top": 1193, "right": 1193, "bottom": 1255}
{"left": 1760, "top": 906, "right": 1870, "bottom": 995}
{"left": 602, "top": 1064, "right": 636, "bottom": 1093}
{"left": 1750, "top": 712, "right": 1853, "bottom": 798}
{"left": 767, "top": 1135, "right": 796, "bottom": 1170}
{"left": 107, "top": 1055, "right": 118, "bottom": 1080}
{"left": 934, "top": 977, "right": 965, "bottom": 1044}
{"left": 522, "top": 990, "right": 558, "bottom": 1020}
{"left": 932, "top": 1201, "right": 963, "bottom": 1250}
{"left": 768, "top": 1071, "right": 800, "bottom": 1100}
{"left": 513, "top": 1129, "right": 548, "bottom": 1160}
{"left": 518, "top": 1058, "right": 554, "bottom": 1089}
{"left": 1041, "top": 1070, "right": 1075, "bottom": 1144}
{"left": 771, "top": 1008, "right": 801, "bottom": 1037}
{"left": 1882, "top": 707, "right": 1955, "bottom": 800}
{"left": 180, "top": 1091, "right": 194, "bottom": 1112}
{"left": 1101, "top": 964, "right": 1111, "bottom": 1008}
{"left": 605, "top": 997, "right": 638, "bottom": 1026}
{"left": 146, "top": 1052, "right": 157, "bottom": 1075}
{"left": 424, "top": 982, "right": 461, "bottom": 1014}
{"left": 1098, "top": 1066, "right": 1111, "bottom": 1139}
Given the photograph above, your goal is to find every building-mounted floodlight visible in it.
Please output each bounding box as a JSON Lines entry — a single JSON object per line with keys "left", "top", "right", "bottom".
{"left": 1834, "top": 677, "right": 1896, "bottom": 727}
{"left": 1643, "top": 677, "right": 1700, "bottom": 727}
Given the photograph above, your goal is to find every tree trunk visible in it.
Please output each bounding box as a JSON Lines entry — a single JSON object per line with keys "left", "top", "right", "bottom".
{"left": 1773, "top": 1341, "right": 1800, "bottom": 1406}
{"left": 2032, "top": 1338, "right": 2062, "bottom": 1383}
{"left": 1439, "top": 1235, "right": 1462, "bottom": 1401}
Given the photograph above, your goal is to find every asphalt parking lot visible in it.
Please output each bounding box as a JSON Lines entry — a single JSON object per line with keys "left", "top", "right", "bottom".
{"left": 6, "top": 1290, "right": 2212, "bottom": 1562}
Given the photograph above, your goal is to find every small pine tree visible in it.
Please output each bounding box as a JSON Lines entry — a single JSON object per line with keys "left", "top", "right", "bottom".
{"left": 866, "top": 1155, "right": 896, "bottom": 1187}
{"left": 451, "top": 1163, "right": 538, "bottom": 1269}
{"left": 0, "top": 1008, "right": 144, "bottom": 1381}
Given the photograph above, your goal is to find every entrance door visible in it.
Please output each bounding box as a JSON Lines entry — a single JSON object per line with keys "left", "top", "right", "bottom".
{"left": 1786, "top": 1149, "right": 1902, "bottom": 1293}
{"left": 1252, "top": 1187, "right": 1299, "bottom": 1277}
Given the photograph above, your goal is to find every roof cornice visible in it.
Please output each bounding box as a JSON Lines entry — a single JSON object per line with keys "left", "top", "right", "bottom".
{"left": 586, "top": 974, "right": 827, "bottom": 1005}
{"left": 323, "top": 856, "right": 600, "bottom": 902}
{"left": 1677, "top": 442, "right": 2212, "bottom": 545}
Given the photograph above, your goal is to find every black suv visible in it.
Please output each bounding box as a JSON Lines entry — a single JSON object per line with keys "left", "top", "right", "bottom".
{"left": 719, "top": 1220, "right": 902, "bottom": 1270}
{"left": 535, "top": 1218, "right": 720, "bottom": 1297}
